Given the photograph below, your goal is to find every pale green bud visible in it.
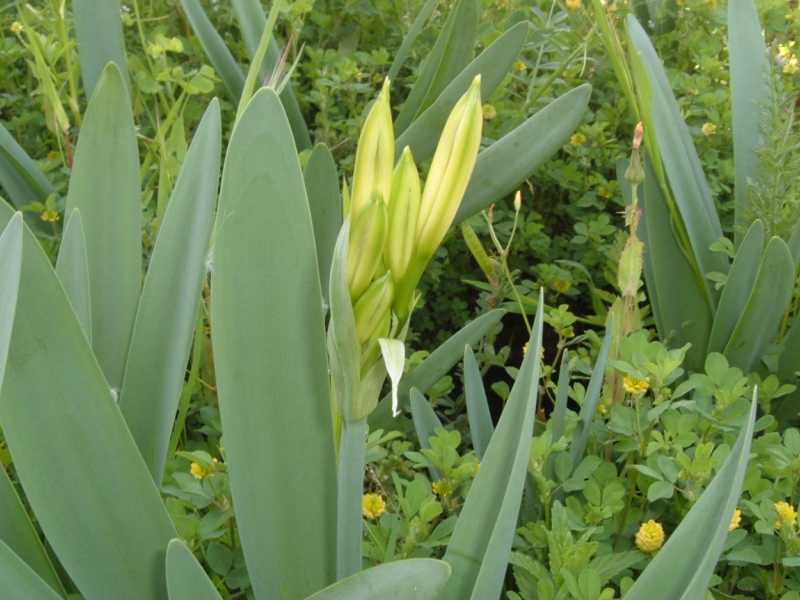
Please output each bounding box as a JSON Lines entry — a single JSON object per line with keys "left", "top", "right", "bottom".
{"left": 415, "top": 75, "right": 483, "bottom": 262}
{"left": 386, "top": 146, "right": 421, "bottom": 282}
{"left": 350, "top": 78, "right": 394, "bottom": 221}
{"left": 353, "top": 272, "right": 394, "bottom": 346}
{"left": 347, "top": 195, "right": 387, "bottom": 299}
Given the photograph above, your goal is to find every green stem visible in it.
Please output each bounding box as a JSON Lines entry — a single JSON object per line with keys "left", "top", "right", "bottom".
{"left": 337, "top": 418, "right": 368, "bottom": 580}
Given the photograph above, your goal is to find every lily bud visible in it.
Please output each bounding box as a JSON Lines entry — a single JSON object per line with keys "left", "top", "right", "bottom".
{"left": 386, "top": 146, "right": 421, "bottom": 282}
{"left": 350, "top": 78, "right": 394, "bottom": 221}
{"left": 347, "top": 195, "right": 387, "bottom": 299}
{"left": 415, "top": 75, "right": 483, "bottom": 263}
{"left": 353, "top": 273, "right": 394, "bottom": 346}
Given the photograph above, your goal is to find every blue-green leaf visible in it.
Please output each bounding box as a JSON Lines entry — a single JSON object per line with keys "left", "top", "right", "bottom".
{"left": 166, "top": 539, "right": 222, "bottom": 600}
{"left": 0, "top": 540, "right": 61, "bottom": 600}
{"left": 570, "top": 325, "right": 612, "bottom": 465}
{"left": 56, "top": 209, "right": 92, "bottom": 343}
{"left": 0, "top": 123, "right": 55, "bottom": 213}
{"left": 72, "top": 0, "right": 129, "bottom": 95}
{"left": 463, "top": 345, "right": 492, "bottom": 458}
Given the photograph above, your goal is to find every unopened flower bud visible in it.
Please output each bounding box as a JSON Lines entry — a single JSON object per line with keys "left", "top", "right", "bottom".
{"left": 625, "top": 123, "right": 645, "bottom": 187}
{"left": 353, "top": 273, "right": 394, "bottom": 346}
{"left": 347, "top": 196, "right": 387, "bottom": 299}
{"left": 350, "top": 78, "right": 394, "bottom": 221}
{"left": 386, "top": 146, "right": 421, "bottom": 282}
{"left": 513, "top": 190, "right": 522, "bottom": 212}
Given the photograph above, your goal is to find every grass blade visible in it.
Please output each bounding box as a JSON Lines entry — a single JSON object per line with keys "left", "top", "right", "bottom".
{"left": 166, "top": 539, "right": 222, "bottom": 600}
{"left": 455, "top": 84, "right": 591, "bottom": 224}
{"left": 396, "top": 21, "right": 529, "bottom": 162}
{"left": 625, "top": 393, "right": 757, "bottom": 599}
{"left": 306, "top": 559, "right": 452, "bottom": 600}
{"left": 0, "top": 204, "right": 176, "bottom": 600}
{"left": 411, "top": 387, "right": 444, "bottom": 479}
{"left": 463, "top": 345, "right": 493, "bottom": 458}
{"left": 728, "top": 0, "right": 769, "bottom": 240}
{"left": 388, "top": 0, "right": 441, "bottom": 80}
{"left": 72, "top": 0, "right": 129, "bottom": 95}
{"left": 0, "top": 540, "right": 61, "bottom": 600}
{"left": 441, "top": 292, "right": 544, "bottom": 600}
{"left": 65, "top": 63, "right": 141, "bottom": 391}
{"left": 119, "top": 100, "right": 222, "bottom": 484}
{"left": 179, "top": 0, "right": 245, "bottom": 99}
{"left": 210, "top": 88, "right": 336, "bottom": 598}
{"left": 56, "top": 209, "right": 92, "bottom": 343}
{"left": 303, "top": 143, "right": 342, "bottom": 304}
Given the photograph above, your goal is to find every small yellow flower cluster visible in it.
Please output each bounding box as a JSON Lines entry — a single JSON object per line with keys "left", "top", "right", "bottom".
{"left": 432, "top": 479, "right": 455, "bottom": 498}
{"left": 10, "top": 21, "right": 23, "bottom": 34}
{"left": 701, "top": 122, "right": 717, "bottom": 137}
{"left": 729, "top": 508, "right": 742, "bottom": 532}
{"left": 779, "top": 42, "right": 799, "bottom": 75}
{"left": 623, "top": 375, "right": 649, "bottom": 396}
{"left": 514, "top": 60, "right": 527, "bottom": 73}
{"left": 565, "top": 0, "right": 582, "bottom": 11}
{"left": 40, "top": 209, "right": 60, "bottom": 223}
{"left": 362, "top": 493, "right": 386, "bottom": 519}
{"left": 190, "top": 462, "right": 207, "bottom": 480}
{"left": 635, "top": 519, "right": 665, "bottom": 553}
{"left": 570, "top": 132, "right": 587, "bottom": 146}
{"left": 482, "top": 103, "right": 497, "bottom": 121}
{"left": 775, "top": 500, "right": 797, "bottom": 530}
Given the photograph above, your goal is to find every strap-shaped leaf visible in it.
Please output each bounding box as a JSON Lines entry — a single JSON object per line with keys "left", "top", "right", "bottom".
{"left": 464, "top": 345, "right": 492, "bottom": 458}
{"left": 396, "top": 21, "right": 529, "bottom": 162}
{"left": 779, "top": 313, "right": 800, "bottom": 383}
{"left": 723, "top": 237, "right": 795, "bottom": 371}
{"left": 441, "top": 293, "right": 544, "bottom": 600}
{"left": 210, "top": 88, "right": 336, "bottom": 599}
{"left": 72, "top": 0, "right": 129, "bottom": 95}
{"left": 394, "top": 0, "right": 479, "bottom": 133}
{"left": 728, "top": 0, "right": 770, "bottom": 240}
{"left": 454, "top": 84, "right": 591, "bottom": 224}
{"left": 708, "top": 220, "right": 764, "bottom": 353}
{"left": 165, "top": 539, "right": 222, "bottom": 600}
{"left": 388, "top": 0, "right": 441, "bottom": 80}
{"left": 119, "top": 100, "right": 221, "bottom": 484}
{"left": 626, "top": 393, "right": 757, "bottom": 599}
{"left": 0, "top": 123, "right": 55, "bottom": 212}
{"left": 410, "top": 388, "right": 444, "bottom": 450}
{"left": 179, "top": 0, "right": 245, "bottom": 99}
{"left": 56, "top": 209, "right": 92, "bottom": 343}
{"left": 336, "top": 418, "right": 368, "bottom": 579}
{"left": 0, "top": 212, "right": 22, "bottom": 391}
{"left": 304, "top": 144, "right": 342, "bottom": 304}
{"left": 0, "top": 539, "right": 61, "bottom": 600}
{"left": 0, "top": 204, "right": 176, "bottom": 600}
{"left": 550, "top": 349, "right": 572, "bottom": 443}
{"left": 626, "top": 15, "right": 727, "bottom": 302}
{"left": 65, "top": 62, "right": 141, "bottom": 391}
{"left": 305, "top": 559, "right": 451, "bottom": 600}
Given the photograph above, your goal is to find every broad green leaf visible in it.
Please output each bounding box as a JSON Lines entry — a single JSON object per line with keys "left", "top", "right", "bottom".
{"left": 0, "top": 212, "right": 23, "bottom": 390}
{"left": 179, "top": 0, "right": 245, "bottom": 99}
{"left": 336, "top": 418, "right": 367, "bottom": 579}
{"left": 708, "top": 220, "right": 764, "bottom": 353}
{"left": 394, "top": 0, "right": 479, "bottom": 133}
{"left": 638, "top": 160, "right": 711, "bottom": 370}
{"left": 454, "top": 84, "right": 591, "bottom": 224}
{"left": 410, "top": 388, "right": 444, "bottom": 450}
{"left": 626, "top": 16, "right": 727, "bottom": 302}
{"left": 72, "top": 0, "right": 129, "bottom": 95}
{"left": 165, "top": 539, "right": 222, "bottom": 600}
{"left": 231, "top": 0, "right": 311, "bottom": 150}
{"left": 56, "top": 209, "right": 92, "bottom": 343}
{"left": 441, "top": 293, "right": 543, "bottom": 600}
{"left": 303, "top": 144, "right": 342, "bottom": 304}
{"left": 396, "top": 21, "right": 529, "bottom": 162}
{"left": 119, "top": 100, "right": 221, "bottom": 484}
{"left": 305, "top": 559, "right": 452, "bottom": 600}
{"left": 723, "top": 237, "right": 795, "bottom": 371}
{"left": 728, "top": 0, "right": 769, "bottom": 240}
{"left": 570, "top": 325, "right": 612, "bottom": 465}
{"left": 464, "top": 345, "right": 493, "bottom": 458}
{"left": 0, "top": 205, "right": 176, "bottom": 600}
{"left": 210, "top": 88, "right": 335, "bottom": 599}
{"left": 388, "top": 0, "right": 441, "bottom": 80}
{"left": 0, "top": 540, "right": 61, "bottom": 600}
{"left": 0, "top": 123, "right": 54, "bottom": 212}
{"left": 625, "top": 393, "right": 757, "bottom": 599}
{"left": 65, "top": 63, "right": 141, "bottom": 391}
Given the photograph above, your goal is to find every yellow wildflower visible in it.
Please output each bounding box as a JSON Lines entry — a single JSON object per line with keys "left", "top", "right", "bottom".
{"left": 482, "top": 103, "right": 497, "bottom": 121}
{"left": 10, "top": 21, "right": 23, "bottom": 34}
{"left": 565, "top": 0, "right": 582, "bottom": 10}
{"left": 570, "top": 132, "right": 587, "bottom": 146}
{"left": 785, "top": 57, "right": 799, "bottom": 75}
{"left": 190, "top": 462, "right": 207, "bottom": 480}
{"left": 362, "top": 493, "right": 386, "bottom": 519}
{"left": 432, "top": 479, "right": 454, "bottom": 498}
{"left": 46, "top": 151, "right": 60, "bottom": 161}
{"left": 729, "top": 508, "right": 742, "bottom": 531}
{"left": 623, "top": 375, "right": 649, "bottom": 396}
{"left": 552, "top": 278, "right": 571, "bottom": 294}
{"left": 514, "top": 60, "right": 527, "bottom": 73}
{"left": 701, "top": 122, "right": 717, "bottom": 137}
{"left": 775, "top": 501, "right": 797, "bottom": 529}
{"left": 523, "top": 342, "right": 529, "bottom": 355}
{"left": 635, "top": 520, "right": 665, "bottom": 553}
{"left": 40, "top": 209, "right": 60, "bottom": 223}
